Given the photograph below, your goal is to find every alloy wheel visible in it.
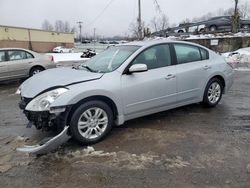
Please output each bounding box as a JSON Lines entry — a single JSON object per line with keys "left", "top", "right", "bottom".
{"left": 77, "top": 107, "right": 108, "bottom": 139}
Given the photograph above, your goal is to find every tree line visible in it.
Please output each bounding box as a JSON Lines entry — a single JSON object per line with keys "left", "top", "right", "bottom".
{"left": 41, "top": 19, "right": 76, "bottom": 33}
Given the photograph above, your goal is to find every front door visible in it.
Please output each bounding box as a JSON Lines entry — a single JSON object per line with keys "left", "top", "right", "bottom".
{"left": 121, "top": 44, "right": 177, "bottom": 116}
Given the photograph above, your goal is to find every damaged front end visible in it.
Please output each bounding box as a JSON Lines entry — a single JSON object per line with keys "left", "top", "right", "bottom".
{"left": 17, "top": 88, "right": 72, "bottom": 155}
{"left": 19, "top": 96, "right": 71, "bottom": 131}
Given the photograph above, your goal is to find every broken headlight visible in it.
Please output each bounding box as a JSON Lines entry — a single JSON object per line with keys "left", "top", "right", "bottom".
{"left": 25, "top": 88, "right": 68, "bottom": 112}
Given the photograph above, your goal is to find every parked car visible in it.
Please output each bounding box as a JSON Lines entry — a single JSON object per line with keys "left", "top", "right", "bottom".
{"left": 164, "top": 16, "right": 250, "bottom": 35}
{"left": 0, "top": 48, "right": 56, "bottom": 81}
{"left": 18, "top": 40, "right": 234, "bottom": 145}
{"left": 167, "top": 23, "right": 205, "bottom": 34}
{"left": 52, "top": 46, "right": 73, "bottom": 53}
{"left": 197, "top": 16, "right": 250, "bottom": 32}
{"left": 81, "top": 40, "right": 91, "bottom": 44}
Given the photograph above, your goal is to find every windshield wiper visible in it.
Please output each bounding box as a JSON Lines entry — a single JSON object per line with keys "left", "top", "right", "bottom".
{"left": 81, "top": 65, "right": 97, "bottom": 72}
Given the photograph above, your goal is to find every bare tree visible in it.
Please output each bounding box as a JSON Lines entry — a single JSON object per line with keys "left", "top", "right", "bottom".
{"left": 150, "top": 14, "right": 169, "bottom": 32}
{"left": 129, "top": 21, "right": 146, "bottom": 39}
{"left": 239, "top": 1, "right": 250, "bottom": 19}
{"left": 54, "top": 20, "right": 65, "bottom": 32}
{"left": 41, "top": 19, "right": 53, "bottom": 31}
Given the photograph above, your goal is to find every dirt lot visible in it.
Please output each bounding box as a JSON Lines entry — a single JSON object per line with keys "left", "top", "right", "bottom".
{"left": 0, "top": 71, "right": 249, "bottom": 188}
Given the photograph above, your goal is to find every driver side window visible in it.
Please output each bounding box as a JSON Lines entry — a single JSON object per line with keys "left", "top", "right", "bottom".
{"left": 132, "top": 44, "right": 172, "bottom": 70}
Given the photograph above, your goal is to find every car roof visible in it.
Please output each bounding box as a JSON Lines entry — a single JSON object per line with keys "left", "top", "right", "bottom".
{"left": 0, "top": 48, "right": 40, "bottom": 56}
{"left": 209, "top": 16, "right": 230, "bottom": 20}
{"left": 120, "top": 40, "right": 208, "bottom": 49}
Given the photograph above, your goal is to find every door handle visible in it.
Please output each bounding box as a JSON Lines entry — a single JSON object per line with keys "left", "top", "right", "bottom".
{"left": 203, "top": 65, "right": 211, "bottom": 70}
{"left": 165, "top": 74, "right": 176, "bottom": 80}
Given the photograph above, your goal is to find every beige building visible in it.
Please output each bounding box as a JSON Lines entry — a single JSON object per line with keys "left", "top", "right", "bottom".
{"left": 0, "top": 25, "right": 74, "bottom": 53}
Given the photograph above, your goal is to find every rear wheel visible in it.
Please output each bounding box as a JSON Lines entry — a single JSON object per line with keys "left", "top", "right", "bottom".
{"left": 242, "top": 25, "right": 250, "bottom": 29}
{"left": 29, "top": 66, "right": 44, "bottom": 77}
{"left": 202, "top": 78, "right": 223, "bottom": 107}
{"left": 69, "top": 101, "right": 113, "bottom": 145}
{"left": 242, "top": 25, "right": 250, "bottom": 33}
{"left": 210, "top": 25, "right": 217, "bottom": 32}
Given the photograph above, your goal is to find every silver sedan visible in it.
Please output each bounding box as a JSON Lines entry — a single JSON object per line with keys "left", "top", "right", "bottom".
{"left": 0, "top": 48, "right": 56, "bottom": 81}
{"left": 18, "top": 40, "right": 234, "bottom": 145}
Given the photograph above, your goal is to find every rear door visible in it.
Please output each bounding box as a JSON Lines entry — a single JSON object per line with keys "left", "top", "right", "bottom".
{"left": 173, "top": 43, "right": 210, "bottom": 103}
{"left": 6, "top": 50, "right": 34, "bottom": 78}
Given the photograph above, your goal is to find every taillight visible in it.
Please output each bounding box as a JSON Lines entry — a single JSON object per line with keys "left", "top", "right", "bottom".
{"left": 51, "top": 55, "right": 54, "bottom": 62}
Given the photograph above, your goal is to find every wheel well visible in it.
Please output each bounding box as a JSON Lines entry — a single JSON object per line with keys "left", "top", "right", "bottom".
{"left": 29, "top": 65, "right": 45, "bottom": 75}
{"left": 211, "top": 75, "right": 225, "bottom": 92}
{"left": 210, "top": 25, "right": 217, "bottom": 29}
{"left": 66, "top": 96, "right": 119, "bottom": 125}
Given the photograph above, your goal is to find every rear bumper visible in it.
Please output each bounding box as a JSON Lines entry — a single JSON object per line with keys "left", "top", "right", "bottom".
{"left": 224, "top": 70, "right": 234, "bottom": 93}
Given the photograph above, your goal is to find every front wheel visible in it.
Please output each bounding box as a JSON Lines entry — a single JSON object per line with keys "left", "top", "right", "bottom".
{"left": 69, "top": 101, "right": 113, "bottom": 145}
{"left": 202, "top": 78, "right": 223, "bottom": 107}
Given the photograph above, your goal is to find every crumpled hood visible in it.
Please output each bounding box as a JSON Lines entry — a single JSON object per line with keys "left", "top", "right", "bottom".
{"left": 20, "top": 67, "right": 103, "bottom": 98}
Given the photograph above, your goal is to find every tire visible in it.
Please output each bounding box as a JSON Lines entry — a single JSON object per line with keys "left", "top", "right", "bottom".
{"left": 69, "top": 100, "right": 113, "bottom": 145}
{"left": 210, "top": 26, "right": 217, "bottom": 32}
{"left": 29, "top": 66, "right": 44, "bottom": 77}
{"left": 242, "top": 25, "right": 250, "bottom": 33}
{"left": 199, "top": 28, "right": 205, "bottom": 33}
{"left": 202, "top": 78, "right": 223, "bottom": 107}
{"left": 242, "top": 25, "right": 250, "bottom": 29}
{"left": 60, "top": 50, "right": 63, "bottom": 53}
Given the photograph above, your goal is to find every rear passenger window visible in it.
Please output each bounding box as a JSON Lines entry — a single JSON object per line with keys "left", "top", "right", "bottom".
{"left": 8, "top": 50, "right": 27, "bottom": 61}
{"left": 174, "top": 44, "right": 201, "bottom": 64}
{"left": 26, "top": 52, "right": 34, "bottom": 59}
{"left": 0, "top": 51, "right": 6, "bottom": 62}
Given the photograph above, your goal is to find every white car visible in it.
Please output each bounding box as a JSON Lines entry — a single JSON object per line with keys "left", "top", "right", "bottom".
{"left": 52, "top": 46, "right": 73, "bottom": 53}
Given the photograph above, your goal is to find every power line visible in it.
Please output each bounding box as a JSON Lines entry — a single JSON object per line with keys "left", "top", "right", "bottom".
{"left": 85, "top": 0, "right": 116, "bottom": 30}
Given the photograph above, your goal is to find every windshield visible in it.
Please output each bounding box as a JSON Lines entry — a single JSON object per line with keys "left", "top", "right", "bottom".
{"left": 78, "top": 45, "right": 140, "bottom": 73}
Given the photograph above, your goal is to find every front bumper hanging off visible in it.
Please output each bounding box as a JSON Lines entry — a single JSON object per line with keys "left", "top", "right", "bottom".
{"left": 18, "top": 97, "right": 72, "bottom": 155}
{"left": 17, "top": 126, "right": 71, "bottom": 155}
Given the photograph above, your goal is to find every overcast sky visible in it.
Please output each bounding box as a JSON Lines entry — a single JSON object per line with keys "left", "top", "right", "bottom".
{"left": 0, "top": 0, "right": 245, "bottom": 37}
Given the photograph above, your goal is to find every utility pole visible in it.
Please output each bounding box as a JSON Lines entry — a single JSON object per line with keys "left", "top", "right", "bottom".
{"left": 93, "top": 28, "right": 96, "bottom": 41}
{"left": 138, "top": 0, "right": 143, "bottom": 40}
{"left": 77, "top": 21, "right": 83, "bottom": 42}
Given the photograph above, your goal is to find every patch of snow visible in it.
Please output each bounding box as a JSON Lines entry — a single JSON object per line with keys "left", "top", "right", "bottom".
{"left": 46, "top": 53, "right": 89, "bottom": 63}
{"left": 222, "top": 47, "right": 250, "bottom": 71}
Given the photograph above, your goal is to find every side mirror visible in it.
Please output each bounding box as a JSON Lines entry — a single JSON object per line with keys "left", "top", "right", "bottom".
{"left": 129, "top": 64, "right": 148, "bottom": 73}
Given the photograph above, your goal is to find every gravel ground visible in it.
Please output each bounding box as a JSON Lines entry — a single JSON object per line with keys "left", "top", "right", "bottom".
{"left": 0, "top": 71, "right": 249, "bottom": 188}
